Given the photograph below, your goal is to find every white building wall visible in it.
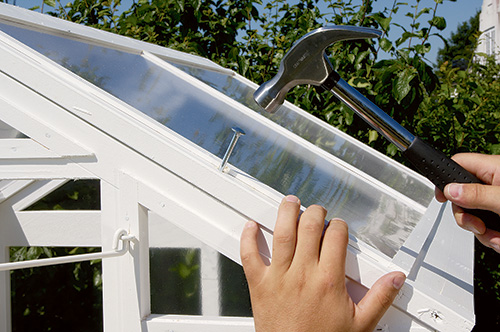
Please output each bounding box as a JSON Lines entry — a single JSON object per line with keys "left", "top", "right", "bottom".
{"left": 478, "top": 0, "right": 500, "bottom": 61}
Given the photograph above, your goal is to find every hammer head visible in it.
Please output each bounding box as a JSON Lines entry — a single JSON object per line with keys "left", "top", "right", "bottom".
{"left": 253, "top": 26, "right": 382, "bottom": 113}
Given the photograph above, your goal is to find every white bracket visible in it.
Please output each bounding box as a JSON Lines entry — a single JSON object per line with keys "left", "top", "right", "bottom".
{"left": 0, "top": 229, "right": 135, "bottom": 272}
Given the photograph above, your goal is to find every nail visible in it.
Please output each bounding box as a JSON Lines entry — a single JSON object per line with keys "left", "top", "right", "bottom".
{"left": 285, "top": 195, "right": 299, "bottom": 203}
{"left": 393, "top": 273, "right": 406, "bottom": 290}
{"left": 447, "top": 183, "right": 463, "bottom": 199}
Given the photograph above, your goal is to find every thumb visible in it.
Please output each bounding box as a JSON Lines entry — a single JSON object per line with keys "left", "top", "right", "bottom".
{"left": 444, "top": 183, "right": 500, "bottom": 215}
{"left": 355, "top": 272, "right": 406, "bottom": 329}
{"left": 240, "top": 220, "right": 267, "bottom": 286}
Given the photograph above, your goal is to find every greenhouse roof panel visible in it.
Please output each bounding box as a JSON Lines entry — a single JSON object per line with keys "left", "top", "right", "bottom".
{"left": 0, "top": 14, "right": 435, "bottom": 258}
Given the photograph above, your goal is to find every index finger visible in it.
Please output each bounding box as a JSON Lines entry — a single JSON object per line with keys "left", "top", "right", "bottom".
{"left": 452, "top": 153, "right": 500, "bottom": 185}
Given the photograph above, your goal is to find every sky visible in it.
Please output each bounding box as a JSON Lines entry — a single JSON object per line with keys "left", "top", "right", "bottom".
{"left": 370, "top": 0, "right": 484, "bottom": 64}
{"left": 5, "top": 0, "right": 484, "bottom": 65}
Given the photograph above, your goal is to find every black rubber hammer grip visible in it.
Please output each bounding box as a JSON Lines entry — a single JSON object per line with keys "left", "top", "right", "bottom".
{"left": 403, "top": 137, "right": 500, "bottom": 233}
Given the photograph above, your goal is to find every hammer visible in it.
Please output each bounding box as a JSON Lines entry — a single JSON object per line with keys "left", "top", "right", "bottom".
{"left": 254, "top": 25, "right": 500, "bottom": 232}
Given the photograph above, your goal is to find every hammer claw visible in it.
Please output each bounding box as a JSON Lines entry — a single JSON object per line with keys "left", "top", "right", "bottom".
{"left": 254, "top": 25, "right": 381, "bottom": 113}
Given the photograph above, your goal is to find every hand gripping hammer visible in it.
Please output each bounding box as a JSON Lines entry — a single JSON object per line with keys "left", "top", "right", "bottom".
{"left": 254, "top": 25, "right": 500, "bottom": 233}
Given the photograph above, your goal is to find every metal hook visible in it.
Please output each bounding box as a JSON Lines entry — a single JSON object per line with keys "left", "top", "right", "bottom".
{"left": 0, "top": 229, "right": 136, "bottom": 272}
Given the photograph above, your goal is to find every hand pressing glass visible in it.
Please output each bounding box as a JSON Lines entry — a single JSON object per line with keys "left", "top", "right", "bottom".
{"left": 240, "top": 195, "right": 406, "bottom": 332}
{"left": 435, "top": 153, "right": 500, "bottom": 253}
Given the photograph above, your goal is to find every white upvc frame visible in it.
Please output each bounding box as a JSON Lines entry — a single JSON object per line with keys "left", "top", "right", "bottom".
{"left": 0, "top": 4, "right": 474, "bottom": 331}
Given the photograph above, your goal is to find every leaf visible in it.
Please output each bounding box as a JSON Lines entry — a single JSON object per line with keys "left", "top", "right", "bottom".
{"left": 370, "top": 13, "right": 392, "bottom": 31}
{"left": 190, "top": 0, "right": 202, "bottom": 12}
{"left": 429, "top": 16, "right": 446, "bottom": 31}
{"left": 470, "top": 96, "right": 481, "bottom": 105}
{"left": 27, "top": 247, "right": 43, "bottom": 260}
{"left": 355, "top": 50, "right": 371, "bottom": 67}
{"left": 415, "top": 8, "right": 430, "bottom": 19}
{"left": 393, "top": 67, "right": 416, "bottom": 103}
{"left": 53, "top": 203, "right": 64, "bottom": 210}
{"left": 348, "top": 77, "right": 371, "bottom": 89}
{"left": 474, "top": 84, "right": 485, "bottom": 95}
{"left": 457, "top": 70, "right": 467, "bottom": 79}
{"left": 396, "top": 32, "right": 418, "bottom": 46}
{"left": 43, "top": 0, "right": 56, "bottom": 8}
{"left": 340, "top": 104, "right": 354, "bottom": 125}
{"left": 67, "top": 191, "right": 79, "bottom": 200}
{"left": 368, "top": 130, "right": 379, "bottom": 144}
{"left": 386, "top": 144, "right": 398, "bottom": 156}
{"left": 488, "top": 143, "right": 500, "bottom": 154}
{"left": 379, "top": 37, "right": 393, "bottom": 52}
{"left": 42, "top": 247, "right": 53, "bottom": 258}
{"left": 454, "top": 111, "right": 466, "bottom": 125}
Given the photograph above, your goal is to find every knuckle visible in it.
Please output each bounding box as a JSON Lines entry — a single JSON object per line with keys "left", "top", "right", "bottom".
{"left": 240, "top": 251, "right": 258, "bottom": 266}
{"left": 318, "top": 271, "right": 338, "bottom": 290}
{"left": 376, "top": 290, "right": 395, "bottom": 310}
{"left": 287, "top": 269, "right": 308, "bottom": 291}
{"left": 463, "top": 183, "right": 486, "bottom": 204}
{"left": 300, "top": 205, "right": 327, "bottom": 232}
{"left": 240, "top": 250, "right": 251, "bottom": 262}
{"left": 301, "top": 219, "right": 324, "bottom": 233}
{"left": 470, "top": 184, "right": 482, "bottom": 201}
{"left": 273, "top": 232, "right": 295, "bottom": 245}
{"left": 308, "top": 204, "right": 328, "bottom": 216}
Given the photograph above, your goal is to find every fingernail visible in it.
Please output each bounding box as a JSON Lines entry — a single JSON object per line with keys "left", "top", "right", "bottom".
{"left": 447, "top": 183, "right": 463, "bottom": 199}
{"left": 491, "top": 243, "right": 500, "bottom": 253}
{"left": 466, "top": 225, "right": 482, "bottom": 235}
{"left": 285, "top": 195, "right": 299, "bottom": 203}
{"left": 245, "top": 220, "right": 257, "bottom": 228}
{"left": 393, "top": 274, "right": 406, "bottom": 290}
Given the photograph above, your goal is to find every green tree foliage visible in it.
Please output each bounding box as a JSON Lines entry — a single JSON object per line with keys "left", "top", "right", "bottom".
{"left": 10, "top": 247, "right": 103, "bottom": 332}
{"left": 436, "top": 11, "right": 480, "bottom": 69}
{"left": 416, "top": 57, "right": 500, "bottom": 156}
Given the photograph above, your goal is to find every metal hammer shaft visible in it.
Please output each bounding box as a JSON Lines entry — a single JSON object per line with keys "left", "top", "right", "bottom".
{"left": 322, "top": 73, "right": 415, "bottom": 151}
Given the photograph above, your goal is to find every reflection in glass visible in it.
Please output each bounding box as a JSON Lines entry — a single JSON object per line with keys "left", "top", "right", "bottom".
{"left": 0, "top": 23, "right": 433, "bottom": 257}
{"left": 170, "top": 63, "right": 433, "bottom": 207}
{"left": 149, "top": 248, "right": 201, "bottom": 315}
{"left": 148, "top": 213, "right": 251, "bottom": 316}
{"left": 219, "top": 254, "right": 251, "bottom": 317}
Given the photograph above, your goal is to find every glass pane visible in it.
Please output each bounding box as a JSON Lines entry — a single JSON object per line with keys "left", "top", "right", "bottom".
{"left": 219, "top": 254, "right": 252, "bottom": 317}
{"left": 0, "top": 23, "right": 433, "bottom": 257}
{"left": 150, "top": 248, "right": 202, "bottom": 315}
{"left": 23, "top": 180, "right": 100, "bottom": 211}
{"left": 169, "top": 62, "right": 433, "bottom": 207}
{"left": 149, "top": 212, "right": 252, "bottom": 316}
{"left": 10, "top": 247, "right": 103, "bottom": 332}
{"left": 0, "top": 120, "right": 24, "bottom": 138}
